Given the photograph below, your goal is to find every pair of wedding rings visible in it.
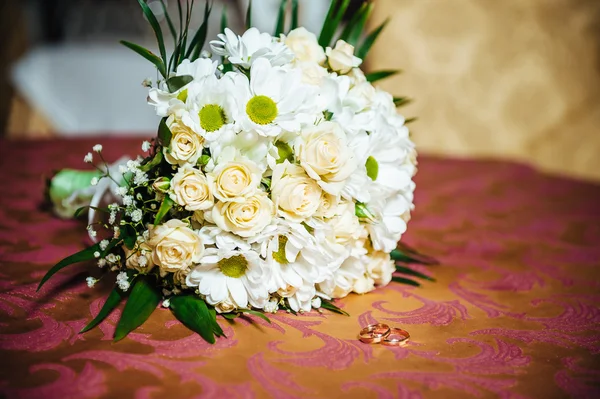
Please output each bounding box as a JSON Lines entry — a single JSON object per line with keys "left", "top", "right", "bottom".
{"left": 358, "top": 323, "right": 410, "bottom": 346}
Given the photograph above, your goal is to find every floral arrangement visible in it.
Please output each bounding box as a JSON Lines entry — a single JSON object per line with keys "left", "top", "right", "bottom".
{"left": 41, "top": 0, "right": 437, "bottom": 343}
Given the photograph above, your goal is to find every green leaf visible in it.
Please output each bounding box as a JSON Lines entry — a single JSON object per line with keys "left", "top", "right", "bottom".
{"left": 209, "top": 308, "right": 226, "bottom": 337}
{"left": 158, "top": 117, "right": 172, "bottom": 146}
{"left": 274, "top": 0, "right": 288, "bottom": 36}
{"left": 159, "top": 0, "right": 177, "bottom": 45}
{"left": 73, "top": 205, "right": 108, "bottom": 219}
{"left": 166, "top": 74, "right": 193, "bottom": 93}
{"left": 275, "top": 141, "right": 294, "bottom": 164}
{"left": 137, "top": 0, "right": 167, "bottom": 70}
{"left": 319, "top": 0, "right": 351, "bottom": 48}
{"left": 169, "top": 295, "right": 216, "bottom": 344}
{"left": 391, "top": 276, "right": 421, "bottom": 287}
{"left": 37, "top": 243, "right": 101, "bottom": 292}
{"left": 339, "top": 2, "right": 373, "bottom": 47}
{"left": 189, "top": 1, "right": 212, "bottom": 60}
{"left": 290, "top": 0, "right": 299, "bottom": 30}
{"left": 320, "top": 300, "right": 350, "bottom": 316}
{"left": 356, "top": 17, "right": 389, "bottom": 60}
{"left": 240, "top": 309, "right": 272, "bottom": 324}
{"left": 366, "top": 69, "right": 400, "bottom": 83}
{"left": 114, "top": 276, "right": 161, "bottom": 341}
{"left": 120, "top": 225, "right": 137, "bottom": 250}
{"left": 405, "top": 117, "right": 418, "bottom": 124}
{"left": 140, "top": 150, "right": 163, "bottom": 172}
{"left": 245, "top": 0, "right": 253, "bottom": 29}
{"left": 393, "top": 97, "right": 412, "bottom": 107}
{"left": 119, "top": 40, "right": 166, "bottom": 77}
{"left": 395, "top": 265, "right": 435, "bottom": 282}
{"left": 154, "top": 196, "right": 174, "bottom": 226}
{"left": 365, "top": 156, "right": 378, "bottom": 181}
{"left": 80, "top": 286, "right": 127, "bottom": 333}
{"left": 222, "top": 313, "right": 239, "bottom": 320}
{"left": 391, "top": 243, "right": 439, "bottom": 265}
{"left": 221, "top": 5, "right": 228, "bottom": 36}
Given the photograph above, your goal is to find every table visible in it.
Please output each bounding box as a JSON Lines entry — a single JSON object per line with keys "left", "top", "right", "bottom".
{"left": 0, "top": 138, "right": 599, "bottom": 398}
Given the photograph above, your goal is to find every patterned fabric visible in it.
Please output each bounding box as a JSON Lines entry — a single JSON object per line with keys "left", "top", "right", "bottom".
{"left": 0, "top": 138, "right": 599, "bottom": 398}
{"left": 370, "top": 0, "right": 600, "bottom": 181}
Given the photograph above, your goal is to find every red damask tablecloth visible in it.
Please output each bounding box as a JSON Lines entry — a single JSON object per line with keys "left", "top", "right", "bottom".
{"left": 0, "top": 138, "right": 599, "bottom": 399}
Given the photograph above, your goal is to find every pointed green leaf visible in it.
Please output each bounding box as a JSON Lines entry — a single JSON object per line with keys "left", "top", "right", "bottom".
{"left": 395, "top": 265, "right": 435, "bottom": 282}
{"left": 221, "top": 5, "right": 228, "bottom": 35}
{"left": 166, "top": 74, "right": 193, "bottom": 93}
{"left": 140, "top": 150, "right": 163, "bottom": 173}
{"left": 339, "top": 2, "right": 373, "bottom": 47}
{"left": 356, "top": 17, "right": 389, "bottom": 60}
{"left": 391, "top": 276, "right": 421, "bottom": 287}
{"left": 319, "top": 0, "right": 351, "bottom": 48}
{"left": 208, "top": 308, "right": 226, "bottom": 337}
{"left": 120, "top": 225, "right": 137, "bottom": 250}
{"left": 405, "top": 117, "right": 418, "bottom": 124}
{"left": 320, "top": 300, "right": 350, "bottom": 316}
{"left": 222, "top": 312, "right": 239, "bottom": 320}
{"left": 73, "top": 205, "right": 109, "bottom": 219}
{"left": 365, "top": 156, "right": 378, "bottom": 181}
{"left": 275, "top": 141, "right": 294, "bottom": 164}
{"left": 169, "top": 295, "right": 216, "bottom": 344}
{"left": 159, "top": 0, "right": 177, "bottom": 44}
{"left": 366, "top": 69, "right": 400, "bottom": 83}
{"left": 189, "top": 1, "right": 212, "bottom": 60}
{"left": 391, "top": 243, "right": 439, "bottom": 265}
{"left": 290, "top": 0, "right": 299, "bottom": 30}
{"left": 114, "top": 276, "right": 161, "bottom": 341}
{"left": 393, "top": 97, "right": 412, "bottom": 107}
{"left": 154, "top": 196, "right": 174, "bottom": 226}
{"left": 274, "top": 0, "right": 288, "bottom": 36}
{"left": 246, "top": 0, "right": 253, "bottom": 29}
{"left": 158, "top": 117, "right": 172, "bottom": 146}
{"left": 37, "top": 243, "right": 101, "bottom": 292}
{"left": 137, "top": 0, "right": 167, "bottom": 69}
{"left": 80, "top": 285, "right": 127, "bottom": 333}
{"left": 240, "top": 309, "right": 272, "bottom": 324}
{"left": 119, "top": 40, "right": 166, "bottom": 77}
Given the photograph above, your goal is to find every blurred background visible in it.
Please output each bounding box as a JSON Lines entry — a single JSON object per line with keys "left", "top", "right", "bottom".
{"left": 1, "top": 0, "right": 599, "bottom": 180}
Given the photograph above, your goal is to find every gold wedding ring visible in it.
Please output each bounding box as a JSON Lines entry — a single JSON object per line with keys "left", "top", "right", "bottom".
{"left": 381, "top": 327, "right": 410, "bottom": 347}
{"left": 358, "top": 323, "right": 391, "bottom": 344}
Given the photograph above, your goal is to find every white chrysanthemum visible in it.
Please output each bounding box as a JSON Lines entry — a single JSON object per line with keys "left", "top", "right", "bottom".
{"left": 232, "top": 58, "right": 315, "bottom": 137}
{"left": 210, "top": 28, "right": 294, "bottom": 68}
{"left": 181, "top": 75, "right": 237, "bottom": 143}
{"left": 186, "top": 249, "right": 270, "bottom": 309}
{"left": 365, "top": 193, "right": 412, "bottom": 253}
{"left": 148, "top": 58, "right": 218, "bottom": 117}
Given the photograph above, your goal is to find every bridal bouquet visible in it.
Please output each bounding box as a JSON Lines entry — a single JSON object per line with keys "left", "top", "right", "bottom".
{"left": 41, "top": 0, "right": 436, "bottom": 343}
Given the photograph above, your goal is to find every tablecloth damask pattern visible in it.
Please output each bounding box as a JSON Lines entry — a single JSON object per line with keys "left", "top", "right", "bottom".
{"left": 0, "top": 138, "right": 598, "bottom": 399}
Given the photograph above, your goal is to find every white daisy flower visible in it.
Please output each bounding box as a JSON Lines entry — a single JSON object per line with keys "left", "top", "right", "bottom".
{"left": 181, "top": 75, "right": 237, "bottom": 143}
{"left": 232, "top": 58, "right": 315, "bottom": 137}
{"left": 210, "top": 27, "right": 294, "bottom": 68}
{"left": 148, "top": 58, "right": 218, "bottom": 117}
{"left": 186, "top": 249, "right": 270, "bottom": 309}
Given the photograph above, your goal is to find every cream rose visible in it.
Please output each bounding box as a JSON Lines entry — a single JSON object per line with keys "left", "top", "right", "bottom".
{"left": 169, "top": 165, "right": 214, "bottom": 211}
{"left": 325, "top": 40, "right": 362, "bottom": 74}
{"left": 208, "top": 160, "right": 261, "bottom": 202}
{"left": 298, "top": 61, "right": 329, "bottom": 85}
{"left": 327, "top": 201, "right": 361, "bottom": 247}
{"left": 367, "top": 251, "right": 396, "bottom": 286}
{"left": 163, "top": 117, "right": 204, "bottom": 166}
{"left": 285, "top": 27, "right": 326, "bottom": 64}
{"left": 271, "top": 161, "right": 322, "bottom": 222}
{"left": 296, "top": 121, "right": 357, "bottom": 195}
{"left": 148, "top": 219, "right": 204, "bottom": 273}
{"left": 123, "top": 242, "right": 155, "bottom": 272}
{"left": 314, "top": 192, "right": 339, "bottom": 218}
{"left": 212, "top": 192, "right": 274, "bottom": 237}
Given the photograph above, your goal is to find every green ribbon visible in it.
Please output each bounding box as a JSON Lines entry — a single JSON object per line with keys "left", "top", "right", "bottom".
{"left": 47, "top": 169, "right": 103, "bottom": 219}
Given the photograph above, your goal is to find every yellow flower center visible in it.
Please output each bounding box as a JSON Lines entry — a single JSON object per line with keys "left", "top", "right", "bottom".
{"left": 272, "top": 235, "right": 289, "bottom": 264}
{"left": 199, "top": 104, "right": 226, "bottom": 132}
{"left": 217, "top": 254, "right": 248, "bottom": 278}
{"left": 177, "top": 89, "right": 188, "bottom": 102}
{"left": 246, "top": 95, "right": 278, "bottom": 125}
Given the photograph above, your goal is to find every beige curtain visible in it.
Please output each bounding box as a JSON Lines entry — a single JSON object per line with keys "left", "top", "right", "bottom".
{"left": 369, "top": 0, "right": 600, "bottom": 181}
